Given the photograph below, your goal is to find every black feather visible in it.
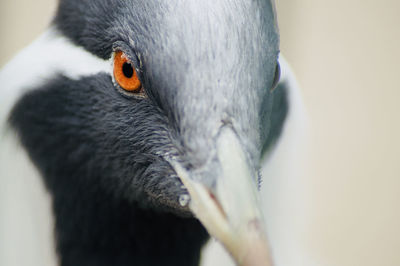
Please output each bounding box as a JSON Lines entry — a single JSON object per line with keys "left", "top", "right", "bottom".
{"left": 9, "top": 74, "right": 208, "bottom": 266}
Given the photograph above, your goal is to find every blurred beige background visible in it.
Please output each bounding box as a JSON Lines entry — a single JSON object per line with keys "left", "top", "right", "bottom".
{"left": 1, "top": 0, "right": 399, "bottom": 266}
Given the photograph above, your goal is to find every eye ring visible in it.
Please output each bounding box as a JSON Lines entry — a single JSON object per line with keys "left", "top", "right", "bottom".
{"left": 113, "top": 51, "right": 143, "bottom": 94}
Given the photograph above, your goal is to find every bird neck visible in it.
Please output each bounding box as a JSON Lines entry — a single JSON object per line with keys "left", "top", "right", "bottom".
{"left": 52, "top": 187, "right": 209, "bottom": 266}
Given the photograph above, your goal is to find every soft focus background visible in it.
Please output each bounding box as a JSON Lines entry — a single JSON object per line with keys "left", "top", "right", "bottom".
{"left": 1, "top": 0, "right": 399, "bottom": 265}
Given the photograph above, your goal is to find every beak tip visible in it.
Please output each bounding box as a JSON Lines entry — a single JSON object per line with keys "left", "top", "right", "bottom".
{"left": 232, "top": 221, "right": 272, "bottom": 266}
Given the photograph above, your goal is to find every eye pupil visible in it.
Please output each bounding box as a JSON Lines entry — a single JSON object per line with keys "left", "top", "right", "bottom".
{"left": 122, "top": 62, "right": 134, "bottom": 78}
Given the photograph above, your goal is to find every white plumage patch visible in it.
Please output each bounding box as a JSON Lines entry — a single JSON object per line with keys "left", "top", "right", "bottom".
{"left": 0, "top": 29, "right": 110, "bottom": 266}
{"left": 0, "top": 28, "right": 110, "bottom": 128}
{"left": 0, "top": 133, "right": 57, "bottom": 266}
{"left": 201, "top": 56, "right": 308, "bottom": 266}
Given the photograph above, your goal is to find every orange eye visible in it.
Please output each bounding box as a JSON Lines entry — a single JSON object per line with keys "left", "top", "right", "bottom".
{"left": 113, "top": 51, "right": 142, "bottom": 93}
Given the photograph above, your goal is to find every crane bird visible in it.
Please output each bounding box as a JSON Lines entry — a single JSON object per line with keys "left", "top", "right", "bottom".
{"left": 0, "top": 0, "right": 304, "bottom": 265}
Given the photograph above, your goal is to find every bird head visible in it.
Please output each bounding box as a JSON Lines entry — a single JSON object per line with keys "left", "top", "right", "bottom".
{"left": 9, "top": 0, "right": 280, "bottom": 265}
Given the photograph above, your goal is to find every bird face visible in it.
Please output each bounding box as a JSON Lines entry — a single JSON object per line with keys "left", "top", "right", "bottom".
{"left": 9, "top": 0, "right": 280, "bottom": 264}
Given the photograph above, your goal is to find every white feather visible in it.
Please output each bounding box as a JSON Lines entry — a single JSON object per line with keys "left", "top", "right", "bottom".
{"left": 259, "top": 56, "right": 311, "bottom": 266}
{"left": 0, "top": 29, "right": 110, "bottom": 266}
{"left": 0, "top": 134, "right": 57, "bottom": 266}
{"left": 201, "top": 56, "right": 309, "bottom": 266}
{"left": 0, "top": 28, "right": 110, "bottom": 128}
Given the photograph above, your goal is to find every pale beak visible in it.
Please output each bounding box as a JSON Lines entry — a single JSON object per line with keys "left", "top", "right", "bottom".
{"left": 171, "top": 127, "right": 273, "bottom": 266}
